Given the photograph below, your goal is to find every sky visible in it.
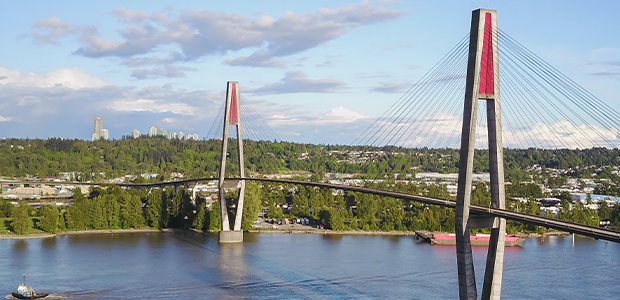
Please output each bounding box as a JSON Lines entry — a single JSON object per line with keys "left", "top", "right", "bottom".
{"left": 1, "top": 0, "right": 619, "bottom": 145}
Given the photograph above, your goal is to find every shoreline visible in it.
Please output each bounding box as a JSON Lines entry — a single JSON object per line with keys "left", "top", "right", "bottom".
{"left": 249, "top": 229, "right": 572, "bottom": 238}
{"left": 0, "top": 228, "right": 175, "bottom": 240}
{"left": 0, "top": 227, "right": 572, "bottom": 240}
{"left": 248, "top": 228, "right": 418, "bottom": 236}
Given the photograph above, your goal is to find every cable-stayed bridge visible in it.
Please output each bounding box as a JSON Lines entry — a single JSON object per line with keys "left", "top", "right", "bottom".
{"left": 206, "top": 9, "right": 620, "bottom": 300}
{"left": 6, "top": 8, "right": 620, "bottom": 300}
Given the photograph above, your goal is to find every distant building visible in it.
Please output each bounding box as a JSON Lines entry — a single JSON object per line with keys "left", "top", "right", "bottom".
{"left": 157, "top": 128, "right": 171, "bottom": 139}
{"left": 148, "top": 126, "right": 157, "bottom": 137}
{"left": 132, "top": 129, "right": 140, "bottom": 138}
{"left": 94, "top": 117, "right": 103, "bottom": 135}
{"left": 91, "top": 117, "right": 109, "bottom": 141}
{"left": 571, "top": 193, "right": 620, "bottom": 203}
{"left": 145, "top": 126, "right": 198, "bottom": 140}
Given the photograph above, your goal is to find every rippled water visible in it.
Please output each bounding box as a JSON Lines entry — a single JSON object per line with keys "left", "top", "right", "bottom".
{"left": 1, "top": 232, "right": 619, "bottom": 299}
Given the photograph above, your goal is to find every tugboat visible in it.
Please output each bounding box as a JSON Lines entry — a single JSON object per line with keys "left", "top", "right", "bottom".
{"left": 12, "top": 275, "right": 48, "bottom": 299}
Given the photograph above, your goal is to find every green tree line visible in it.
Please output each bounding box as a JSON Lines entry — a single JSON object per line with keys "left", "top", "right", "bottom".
{"left": 3, "top": 138, "right": 620, "bottom": 185}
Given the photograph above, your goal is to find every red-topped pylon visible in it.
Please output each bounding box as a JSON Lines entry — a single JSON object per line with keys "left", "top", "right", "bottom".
{"left": 218, "top": 81, "right": 246, "bottom": 243}
{"left": 456, "top": 9, "right": 506, "bottom": 300}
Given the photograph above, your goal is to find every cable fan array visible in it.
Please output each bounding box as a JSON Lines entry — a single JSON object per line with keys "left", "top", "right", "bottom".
{"left": 354, "top": 26, "right": 620, "bottom": 150}
{"left": 206, "top": 95, "right": 280, "bottom": 142}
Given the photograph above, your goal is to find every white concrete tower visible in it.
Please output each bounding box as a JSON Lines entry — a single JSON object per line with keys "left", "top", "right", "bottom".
{"left": 455, "top": 9, "right": 506, "bottom": 300}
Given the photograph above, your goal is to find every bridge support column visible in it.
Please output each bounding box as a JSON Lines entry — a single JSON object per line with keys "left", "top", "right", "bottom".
{"left": 456, "top": 9, "right": 505, "bottom": 300}
{"left": 219, "top": 230, "right": 244, "bottom": 243}
{"left": 218, "top": 81, "right": 245, "bottom": 243}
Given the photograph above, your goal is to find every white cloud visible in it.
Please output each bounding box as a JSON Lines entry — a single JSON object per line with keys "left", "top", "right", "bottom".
{"left": 33, "top": 2, "right": 408, "bottom": 69}
{"left": 361, "top": 112, "right": 620, "bottom": 149}
{"left": 29, "top": 16, "right": 79, "bottom": 45}
{"left": 112, "top": 8, "right": 150, "bottom": 23}
{"left": 0, "top": 116, "right": 12, "bottom": 122}
{"left": 372, "top": 82, "right": 410, "bottom": 93}
{"left": 131, "top": 65, "right": 188, "bottom": 79}
{"left": 504, "top": 121, "right": 619, "bottom": 149}
{"left": 324, "top": 106, "right": 368, "bottom": 123}
{"left": 109, "top": 99, "right": 198, "bottom": 115}
{"left": 17, "top": 96, "right": 41, "bottom": 106}
{"left": 267, "top": 106, "right": 368, "bottom": 128}
{"left": 0, "top": 65, "right": 108, "bottom": 89}
{"left": 251, "top": 72, "right": 345, "bottom": 95}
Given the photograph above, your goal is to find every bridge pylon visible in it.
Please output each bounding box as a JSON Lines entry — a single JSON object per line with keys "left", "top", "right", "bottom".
{"left": 456, "top": 9, "right": 505, "bottom": 300}
{"left": 218, "top": 81, "right": 246, "bottom": 243}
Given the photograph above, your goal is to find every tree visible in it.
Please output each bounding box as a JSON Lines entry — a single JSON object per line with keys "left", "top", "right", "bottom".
{"left": 40, "top": 205, "right": 59, "bottom": 233}
{"left": 146, "top": 189, "right": 163, "bottom": 228}
{"left": 320, "top": 207, "right": 345, "bottom": 231}
{"left": 208, "top": 201, "right": 222, "bottom": 230}
{"left": 268, "top": 201, "right": 283, "bottom": 219}
{"left": 599, "top": 201, "right": 612, "bottom": 220}
{"left": 193, "top": 203, "right": 206, "bottom": 230}
{"left": 122, "top": 194, "right": 145, "bottom": 229}
{"left": 11, "top": 201, "right": 30, "bottom": 235}
{"left": 179, "top": 191, "right": 195, "bottom": 229}
{"left": 241, "top": 182, "right": 264, "bottom": 231}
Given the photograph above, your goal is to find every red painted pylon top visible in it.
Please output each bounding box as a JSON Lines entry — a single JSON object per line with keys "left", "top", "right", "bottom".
{"left": 479, "top": 13, "right": 494, "bottom": 95}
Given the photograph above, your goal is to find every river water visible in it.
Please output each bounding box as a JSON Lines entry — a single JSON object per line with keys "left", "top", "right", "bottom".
{"left": 1, "top": 232, "right": 619, "bottom": 299}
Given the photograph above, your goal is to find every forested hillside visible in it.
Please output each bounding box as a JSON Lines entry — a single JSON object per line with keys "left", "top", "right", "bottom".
{"left": 2, "top": 138, "right": 620, "bottom": 183}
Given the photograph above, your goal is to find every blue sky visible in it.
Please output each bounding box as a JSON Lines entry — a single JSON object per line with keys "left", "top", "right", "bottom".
{"left": 1, "top": 1, "right": 619, "bottom": 145}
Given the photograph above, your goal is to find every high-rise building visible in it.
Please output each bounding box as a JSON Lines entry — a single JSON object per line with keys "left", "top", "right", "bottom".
{"left": 132, "top": 129, "right": 140, "bottom": 138}
{"left": 157, "top": 128, "right": 171, "bottom": 139}
{"left": 148, "top": 126, "right": 157, "bottom": 137}
{"left": 92, "top": 117, "right": 109, "bottom": 141}
{"left": 94, "top": 117, "right": 103, "bottom": 135}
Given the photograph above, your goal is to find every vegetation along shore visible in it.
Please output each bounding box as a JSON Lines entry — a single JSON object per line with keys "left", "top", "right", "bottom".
{"left": 1, "top": 138, "right": 619, "bottom": 239}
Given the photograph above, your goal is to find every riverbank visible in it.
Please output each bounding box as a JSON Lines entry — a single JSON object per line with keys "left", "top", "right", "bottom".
{"left": 0, "top": 227, "right": 571, "bottom": 240}
{"left": 248, "top": 228, "right": 418, "bottom": 236}
{"left": 514, "top": 231, "right": 571, "bottom": 238}
{"left": 0, "top": 228, "right": 175, "bottom": 240}
{"left": 249, "top": 228, "right": 573, "bottom": 237}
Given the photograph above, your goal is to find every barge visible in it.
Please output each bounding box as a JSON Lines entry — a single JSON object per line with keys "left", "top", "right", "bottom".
{"left": 415, "top": 231, "right": 525, "bottom": 246}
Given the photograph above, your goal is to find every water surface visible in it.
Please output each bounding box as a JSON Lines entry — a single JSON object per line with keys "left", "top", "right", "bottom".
{"left": 1, "top": 232, "right": 618, "bottom": 299}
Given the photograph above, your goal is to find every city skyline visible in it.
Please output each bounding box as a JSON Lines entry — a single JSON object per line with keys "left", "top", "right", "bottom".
{"left": 1, "top": 1, "right": 619, "bottom": 145}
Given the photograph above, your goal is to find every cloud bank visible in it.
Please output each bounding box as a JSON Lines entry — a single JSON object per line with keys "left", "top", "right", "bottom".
{"left": 28, "top": 2, "right": 408, "bottom": 78}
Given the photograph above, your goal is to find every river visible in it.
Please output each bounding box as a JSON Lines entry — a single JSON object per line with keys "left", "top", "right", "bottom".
{"left": 1, "top": 232, "right": 619, "bottom": 299}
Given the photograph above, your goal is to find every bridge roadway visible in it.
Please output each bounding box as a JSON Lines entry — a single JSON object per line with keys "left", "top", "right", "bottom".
{"left": 4, "top": 178, "right": 620, "bottom": 243}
